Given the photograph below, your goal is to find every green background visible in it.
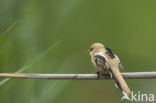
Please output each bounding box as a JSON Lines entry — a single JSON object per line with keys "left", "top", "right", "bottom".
{"left": 0, "top": 0, "right": 156, "bottom": 103}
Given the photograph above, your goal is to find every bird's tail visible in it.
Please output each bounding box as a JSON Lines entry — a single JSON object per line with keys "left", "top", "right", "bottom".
{"left": 109, "top": 68, "right": 131, "bottom": 97}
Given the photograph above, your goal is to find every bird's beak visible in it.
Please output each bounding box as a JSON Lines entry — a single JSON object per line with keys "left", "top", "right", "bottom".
{"left": 87, "top": 49, "right": 91, "bottom": 53}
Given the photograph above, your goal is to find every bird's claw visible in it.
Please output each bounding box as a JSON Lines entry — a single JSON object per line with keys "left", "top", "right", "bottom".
{"left": 96, "top": 72, "right": 100, "bottom": 79}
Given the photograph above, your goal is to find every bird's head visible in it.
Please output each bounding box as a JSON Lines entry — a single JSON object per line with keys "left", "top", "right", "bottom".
{"left": 88, "top": 43, "right": 104, "bottom": 55}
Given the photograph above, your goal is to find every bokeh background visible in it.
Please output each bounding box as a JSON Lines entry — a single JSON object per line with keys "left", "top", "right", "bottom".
{"left": 0, "top": 0, "right": 156, "bottom": 103}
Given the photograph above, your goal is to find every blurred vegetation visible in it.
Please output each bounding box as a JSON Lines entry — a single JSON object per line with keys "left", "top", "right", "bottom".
{"left": 0, "top": 0, "right": 156, "bottom": 103}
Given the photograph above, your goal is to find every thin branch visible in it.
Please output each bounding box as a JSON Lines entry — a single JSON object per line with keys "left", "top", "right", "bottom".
{"left": 0, "top": 72, "right": 156, "bottom": 80}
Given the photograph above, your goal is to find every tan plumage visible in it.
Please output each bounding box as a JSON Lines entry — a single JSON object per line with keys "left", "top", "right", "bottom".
{"left": 88, "top": 43, "right": 131, "bottom": 96}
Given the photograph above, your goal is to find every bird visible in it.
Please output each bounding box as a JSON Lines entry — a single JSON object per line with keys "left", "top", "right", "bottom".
{"left": 88, "top": 43, "right": 131, "bottom": 99}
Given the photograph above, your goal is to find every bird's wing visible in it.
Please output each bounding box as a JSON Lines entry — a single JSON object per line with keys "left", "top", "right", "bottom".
{"left": 115, "top": 54, "right": 123, "bottom": 69}
{"left": 104, "top": 47, "right": 130, "bottom": 97}
{"left": 94, "top": 52, "right": 109, "bottom": 69}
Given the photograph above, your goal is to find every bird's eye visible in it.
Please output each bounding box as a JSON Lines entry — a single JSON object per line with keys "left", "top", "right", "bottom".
{"left": 90, "top": 48, "right": 93, "bottom": 51}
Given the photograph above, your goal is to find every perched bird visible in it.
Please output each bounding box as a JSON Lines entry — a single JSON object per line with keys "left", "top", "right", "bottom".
{"left": 88, "top": 43, "right": 131, "bottom": 99}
